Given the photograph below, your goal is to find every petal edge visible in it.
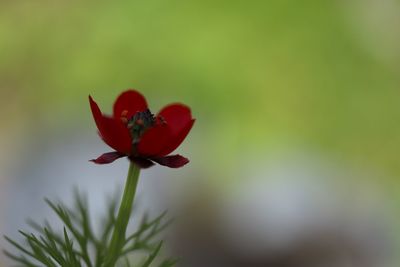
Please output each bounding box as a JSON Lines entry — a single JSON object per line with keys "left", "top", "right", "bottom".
{"left": 89, "top": 95, "right": 132, "bottom": 154}
{"left": 113, "top": 90, "right": 148, "bottom": 119}
{"left": 158, "top": 119, "right": 195, "bottom": 156}
{"left": 90, "top": 152, "right": 126, "bottom": 164}
{"left": 158, "top": 103, "right": 192, "bottom": 136}
{"left": 153, "top": 154, "right": 189, "bottom": 168}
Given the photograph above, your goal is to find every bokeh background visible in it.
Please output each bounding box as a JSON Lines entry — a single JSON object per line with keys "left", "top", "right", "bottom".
{"left": 1, "top": 0, "right": 400, "bottom": 266}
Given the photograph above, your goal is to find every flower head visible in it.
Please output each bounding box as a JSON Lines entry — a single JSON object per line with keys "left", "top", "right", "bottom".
{"left": 89, "top": 90, "right": 195, "bottom": 168}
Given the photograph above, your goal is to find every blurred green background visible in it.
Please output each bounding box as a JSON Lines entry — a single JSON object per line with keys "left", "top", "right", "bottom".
{"left": 1, "top": 0, "right": 399, "bottom": 266}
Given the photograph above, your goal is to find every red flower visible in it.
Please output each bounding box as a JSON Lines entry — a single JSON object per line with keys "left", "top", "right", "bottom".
{"left": 89, "top": 90, "right": 195, "bottom": 168}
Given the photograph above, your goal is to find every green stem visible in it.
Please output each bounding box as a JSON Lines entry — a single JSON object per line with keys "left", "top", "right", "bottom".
{"left": 105, "top": 162, "right": 140, "bottom": 267}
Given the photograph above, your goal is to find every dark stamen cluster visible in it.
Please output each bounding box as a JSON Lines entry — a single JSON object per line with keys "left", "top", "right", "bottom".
{"left": 127, "top": 109, "right": 155, "bottom": 144}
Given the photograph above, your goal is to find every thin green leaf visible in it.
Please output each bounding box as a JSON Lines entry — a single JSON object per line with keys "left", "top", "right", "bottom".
{"left": 141, "top": 241, "right": 163, "bottom": 267}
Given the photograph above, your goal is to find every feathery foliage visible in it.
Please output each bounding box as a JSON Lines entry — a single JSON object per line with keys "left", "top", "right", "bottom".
{"left": 4, "top": 190, "right": 176, "bottom": 267}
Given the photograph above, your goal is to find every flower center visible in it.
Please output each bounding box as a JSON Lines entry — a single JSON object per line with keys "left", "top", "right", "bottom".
{"left": 126, "top": 109, "right": 156, "bottom": 144}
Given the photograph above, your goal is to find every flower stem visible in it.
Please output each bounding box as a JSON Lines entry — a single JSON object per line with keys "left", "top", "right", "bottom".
{"left": 105, "top": 162, "right": 140, "bottom": 266}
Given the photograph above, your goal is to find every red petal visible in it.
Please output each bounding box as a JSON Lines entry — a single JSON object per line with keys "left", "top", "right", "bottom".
{"left": 89, "top": 96, "right": 132, "bottom": 154}
{"left": 136, "top": 123, "right": 171, "bottom": 157}
{"left": 157, "top": 104, "right": 194, "bottom": 156}
{"left": 113, "top": 90, "right": 148, "bottom": 120}
{"left": 90, "top": 152, "right": 126, "bottom": 164}
{"left": 158, "top": 103, "right": 193, "bottom": 136}
{"left": 153, "top": 155, "right": 189, "bottom": 168}
{"left": 159, "top": 119, "right": 195, "bottom": 156}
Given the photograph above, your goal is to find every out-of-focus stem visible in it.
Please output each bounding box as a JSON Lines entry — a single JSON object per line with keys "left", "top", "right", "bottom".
{"left": 105, "top": 162, "right": 140, "bottom": 266}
